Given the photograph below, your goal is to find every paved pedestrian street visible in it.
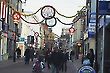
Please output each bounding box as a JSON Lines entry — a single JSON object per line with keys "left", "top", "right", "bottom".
{"left": 0, "top": 59, "right": 82, "bottom": 73}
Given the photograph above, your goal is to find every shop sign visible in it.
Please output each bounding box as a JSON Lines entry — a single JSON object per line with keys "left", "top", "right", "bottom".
{"left": 88, "top": 22, "right": 96, "bottom": 38}
{"left": 19, "top": 37, "right": 25, "bottom": 42}
{"left": 12, "top": 11, "right": 21, "bottom": 24}
{"left": 89, "top": 13, "right": 96, "bottom": 23}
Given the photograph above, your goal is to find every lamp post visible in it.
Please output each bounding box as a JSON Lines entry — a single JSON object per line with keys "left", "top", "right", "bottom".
{"left": 12, "top": 11, "right": 21, "bottom": 62}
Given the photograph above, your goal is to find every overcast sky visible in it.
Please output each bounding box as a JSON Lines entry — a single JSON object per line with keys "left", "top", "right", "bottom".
{"left": 22, "top": 0, "right": 86, "bottom": 36}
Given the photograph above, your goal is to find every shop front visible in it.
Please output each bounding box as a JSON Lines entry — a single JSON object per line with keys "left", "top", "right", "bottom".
{"left": 1, "top": 32, "right": 8, "bottom": 61}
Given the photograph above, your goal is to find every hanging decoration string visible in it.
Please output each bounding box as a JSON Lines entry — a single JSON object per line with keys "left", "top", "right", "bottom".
{"left": 21, "top": 7, "right": 42, "bottom": 16}
{"left": 21, "top": 16, "right": 44, "bottom": 24}
{"left": 56, "top": 18, "right": 74, "bottom": 25}
{"left": 8, "top": 2, "right": 78, "bottom": 18}
{"left": 8, "top": 2, "right": 86, "bottom": 19}
{"left": 8, "top": 2, "right": 86, "bottom": 27}
{"left": 55, "top": 9, "right": 77, "bottom": 18}
{"left": 7, "top": 2, "right": 43, "bottom": 16}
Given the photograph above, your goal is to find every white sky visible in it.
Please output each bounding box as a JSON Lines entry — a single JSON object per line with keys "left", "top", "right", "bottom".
{"left": 22, "top": 0, "right": 86, "bottom": 36}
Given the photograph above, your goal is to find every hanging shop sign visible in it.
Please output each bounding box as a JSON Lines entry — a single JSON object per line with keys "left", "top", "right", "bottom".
{"left": 99, "top": 1, "right": 110, "bottom": 15}
{"left": 19, "top": 37, "right": 25, "bottom": 42}
{"left": 89, "top": 13, "right": 96, "bottom": 23}
{"left": 88, "top": 22, "right": 96, "bottom": 38}
{"left": 34, "top": 32, "right": 39, "bottom": 37}
{"left": 12, "top": 11, "right": 21, "bottom": 24}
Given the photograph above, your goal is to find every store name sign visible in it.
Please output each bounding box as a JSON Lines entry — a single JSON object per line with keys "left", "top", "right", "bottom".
{"left": 88, "top": 23, "right": 96, "bottom": 33}
{"left": 88, "top": 22, "right": 96, "bottom": 38}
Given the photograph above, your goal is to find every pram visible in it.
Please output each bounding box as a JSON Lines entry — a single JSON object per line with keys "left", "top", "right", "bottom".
{"left": 32, "top": 58, "right": 45, "bottom": 73}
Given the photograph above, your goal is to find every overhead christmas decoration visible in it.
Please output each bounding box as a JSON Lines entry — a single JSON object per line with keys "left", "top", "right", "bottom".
{"left": 41, "top": 5, "right": 56, "bottom": 19}
{"left": 8, "top": 3, "right": 86, "bottom": 27}
{"left": 45, "top": 17, "right": 57, "bottom": 27}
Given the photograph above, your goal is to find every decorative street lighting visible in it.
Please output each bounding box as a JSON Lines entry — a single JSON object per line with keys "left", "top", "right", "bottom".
{"left": 41, "top": 5, "right": 56, "bottom": 19}
{"left": 12, "top": 11, "right": 21, "bottom": 62}
{"left": 45, "top": 17, "right": 57, "bottom": 27}
{"left": 41, "top": 5, "right": 57, "bottom": 27}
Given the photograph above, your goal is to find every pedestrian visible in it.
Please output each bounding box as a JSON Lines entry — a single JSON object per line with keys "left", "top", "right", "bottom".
{"left": 70, "top": 50, "right": 75, "bottom": 62}
{"left": 60, "top": 49, "right": 68, "bottom": 72}
{"left": 30, "top": 47, "right": 35, "bottom": 61}
{"left": 63, "top": 50, "right": 69, "bottom": 72}
{"left": 16, "top": 47, "right": 21, "bottom": 59}
{"left": 24, "top": 47, "right": 30, "bottom": 64}
{"left": 45, "top": 49, "right": 51, "bottom": 69}
{"left": 50, "top": 47, "right": 63, "bottom": 73}
{"left": 89, "top": 49, "right": 95, "bottom": 67}
{"left": 83, "top": 49, "right": 94, "bottom": 67}
{"left": 47, "top": 52, "right": 52, "bottom": 69}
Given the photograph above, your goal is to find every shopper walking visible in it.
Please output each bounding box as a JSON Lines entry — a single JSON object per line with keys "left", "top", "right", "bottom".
{"left": 50, "top": 47, "right": 63, "bottom": 73}
{"left": 30, "top": 47, "right": 35, "bottom": 61}
{"left": 16, "top": 47, "right": 21, "bottom": 59}
{"left": 24, "top": 47, "right": 30, "bottom": 64}
{"left": 89, "top": 49, "right": 95, "bottom": 67}
{"left": 62, "top": 49, "right": 69, "bottom": 72}
{"left": 70, "top": 50, "right": 75, "bottom": 62}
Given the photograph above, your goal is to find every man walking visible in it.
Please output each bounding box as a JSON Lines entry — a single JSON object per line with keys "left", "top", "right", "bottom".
{"left": 16, "top": 47, "right": 21, "bottom": 59}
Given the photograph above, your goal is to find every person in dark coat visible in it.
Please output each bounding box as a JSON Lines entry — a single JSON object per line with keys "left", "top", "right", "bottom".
{"left": 70, "top": 50, "right": 75, "bottom": 62}
{"left": 83, "top": 49, "right": 94, "bottom": 67}
{"left": 16, "top": 47, "right": 21, "bottom": 59}
{"left": 30, "top": 47, "right": 35, "bottom": 61}
{"left": 89, "top": 49, "right": 95, "bottom": 67}
{"left": 50, "top": 48, "right": 63, "bottom": 73}
{"left": 24, "top": 48, "right": 30, "bottom": 64}
{"left": 62, "top": 50, "right": 69, "bottom": 72}
{"left": 46, "top": 51, "right": 52, "bottom": 69}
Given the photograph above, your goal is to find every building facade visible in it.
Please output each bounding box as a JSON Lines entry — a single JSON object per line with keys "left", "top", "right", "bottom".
{"left": 0, "top": 0, "right": 23, "bottom": 61}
